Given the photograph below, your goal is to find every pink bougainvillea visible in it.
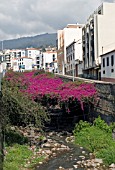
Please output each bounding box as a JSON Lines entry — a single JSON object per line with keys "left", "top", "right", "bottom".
{"left": 5, "top": 71, "right": 97, "bottom": 110}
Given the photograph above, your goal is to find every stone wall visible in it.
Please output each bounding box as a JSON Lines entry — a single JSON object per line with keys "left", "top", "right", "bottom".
{"left": 56, "top": 74, "right": 115, "bottom": 123}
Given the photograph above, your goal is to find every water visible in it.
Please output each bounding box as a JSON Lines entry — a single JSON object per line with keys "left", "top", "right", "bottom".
{"left": 35, "top": 132, "right": 89, "bottom": 170}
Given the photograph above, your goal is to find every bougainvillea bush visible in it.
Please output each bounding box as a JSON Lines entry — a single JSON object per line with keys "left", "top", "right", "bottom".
{"left": 1, "top": 71, "right": 49, "bottom": 127}
{"left": 3, "top": 70, "right": 97, "bottom": 116}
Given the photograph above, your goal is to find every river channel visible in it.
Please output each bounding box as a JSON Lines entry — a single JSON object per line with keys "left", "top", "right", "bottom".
{"left": 35, "top": 131, "right": 90, "bottom": 170}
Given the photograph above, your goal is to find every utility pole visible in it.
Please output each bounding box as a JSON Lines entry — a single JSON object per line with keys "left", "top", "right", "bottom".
{"left": 0, "top": 72, "right": 3, "bottom": 170}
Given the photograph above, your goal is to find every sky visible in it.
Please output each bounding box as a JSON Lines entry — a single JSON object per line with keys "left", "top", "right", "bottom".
{"left": 0, "top": 0, "right": 115, "bottom": 40}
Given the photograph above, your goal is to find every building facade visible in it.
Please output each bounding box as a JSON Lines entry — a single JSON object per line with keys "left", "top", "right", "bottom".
{"left": 82, "top": 2, "right": 115, "bottom": 80}
{"left": 57, "top": 24, "right": 83, "bottom": 75}
{"left": 101, "top": 49, "right": 115, "bottom": 82}
{"left": 12, "top": 57, "right": 33, "bottom": 72}
{"left": 66, "top": 39, "right": 82, "bottom": 77}
{"left": 42, "top": 50, "right": 58, "bottom": 73}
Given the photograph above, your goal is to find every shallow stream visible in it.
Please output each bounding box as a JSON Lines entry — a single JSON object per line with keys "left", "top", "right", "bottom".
{"left": 36, "top": 131, "right": 89, "bottom": 170}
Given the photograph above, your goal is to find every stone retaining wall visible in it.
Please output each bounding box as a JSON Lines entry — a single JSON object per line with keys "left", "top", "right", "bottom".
{"left": 55, "top": 74, "right": 115, "bottom": 123}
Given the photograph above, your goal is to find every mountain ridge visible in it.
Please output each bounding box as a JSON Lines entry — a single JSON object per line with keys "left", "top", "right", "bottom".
{"left": 0, "top": 33, "right": 57, "bottom": 50}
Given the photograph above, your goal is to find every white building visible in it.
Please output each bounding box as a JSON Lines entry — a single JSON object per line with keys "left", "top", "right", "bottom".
{"left": 10, "top": 49, "right": 25, "bottom": 59}
{"left": 66, "top": 38, "right": 82, "bottom": 77}
{"left": 101, "top": 49, "right": 115, "bottom": 82}
{"left": 25, "top": 48, "right": 42, "bottom": 69}
{"left": 12, "top": 57, "right": 33, "bottom": 72}
{"left": 82, "top": 2, "right": 115, "bottom": 80}
{"left": 42, "top": 51, "right": 58, "bottom": 73}
{"left": 57, "top": 24, "right": 83, "bottom": 75}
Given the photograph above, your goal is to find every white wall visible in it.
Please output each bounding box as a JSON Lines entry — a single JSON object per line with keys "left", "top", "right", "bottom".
{"left": 94, "top": 3, "right": 115, "bottom": 64}
{"left": 43, "top": 52, "right": 57, "bottom": 72}
{"left": 101, "top": 50, "right": 115, "bottom": 79}
{"left": 25, "top": 48, "right": 41, "bottom": 66}
{"left": 64, "top": 26, "right": 82, "bottom": 62}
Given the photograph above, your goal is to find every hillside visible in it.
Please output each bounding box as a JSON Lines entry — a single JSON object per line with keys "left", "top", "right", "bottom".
{"left": 0, "top": 33, "right": 57, "bottom": 50}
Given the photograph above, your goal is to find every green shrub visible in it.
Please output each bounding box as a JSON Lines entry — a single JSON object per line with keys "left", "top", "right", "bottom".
{"left": 73, "top": 120, "right": 91, "bottom": 134}
{"left": 73, "top": 117, "right": 115, "bottom": 165}
{"left": 1, "top": 86, "right": 48, "bottom": 127}
{"left": 94, "top": 116, "right": 112, "bottom": 133}
{"left": 5, "top": 129, "right": 28, "bottom": 146}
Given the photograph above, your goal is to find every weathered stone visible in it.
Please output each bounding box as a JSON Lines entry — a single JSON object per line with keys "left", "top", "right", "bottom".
{"left": 94, "top": 158, "right": 103, "bottom": 164}
{"left": 44, "top": 150, "right": 52, "bottom": 154}
{"left": 109, "top": 163, "right": 115, "bottom": 168}
{"left": 73, "top": 164, "right": 78, "bottom": 168}
{"left": 89, "top": 153, "right": 95, "bottom": 159}
{"left": 82, "top": 150, "right": 86, "bottom": 154}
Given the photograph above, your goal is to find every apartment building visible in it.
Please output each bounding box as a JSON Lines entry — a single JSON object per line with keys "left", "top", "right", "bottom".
{"left": 42, "top": 50, "right": 58, "bottom": 73}
{"left": 25, "top": 48, "right": 42, "bottom": 69}
{"left": 101, "top": 49, "right": 115, "bottom": 82}
{"left": 57, "top": 24, "right": 83, "bottom": 74}
{"left": 66, "top": 38, "right": 82, "bottom": 77}
{"left": 12, "top": 57, "right": 33, "bottom": 72}
{"left": 10, "top": 49, "right": 25, "bottom": 59}
{"left": 82, "top": 2, "right": 115, "bottom": 80}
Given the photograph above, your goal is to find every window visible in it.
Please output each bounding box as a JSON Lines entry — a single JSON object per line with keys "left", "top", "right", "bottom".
{"left": 111, "top": 69, "right": 114, "bottom": 73}
{"left": 107, "top": 57, "right": 109, "bottom": 66}
{"left": 45, "top": 63, "right": 48, "bottom": 67}
{"left": 98, "top": 10, "right": 101, "bottom": 14}
{"left": 71, "top": 55, "right": 72, "bottom": 61}
{"left": 111, "top": 55, "right": 114, "bottom": 66}
{"left": 53, "top": 54, "right": 55, "bottom": 61}
{"left": 103, "top": 58, "right": 105, "bottom": 67}
{"left": 71, "top": 64, "right": 72, "bottom": 69}
{"left": 103, "top": 70, "right": 105, "bottom": 74}
{"left": 73, "top": 53, "right": 75, "bottom": 60}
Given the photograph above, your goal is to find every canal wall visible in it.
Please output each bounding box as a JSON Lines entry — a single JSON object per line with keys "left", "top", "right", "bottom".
{"left": 55, "top": 74, "right": 115, "bottom": 123}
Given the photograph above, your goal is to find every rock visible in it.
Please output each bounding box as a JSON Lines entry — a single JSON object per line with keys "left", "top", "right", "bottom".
{"left": 52, "top": 153, "right": 56, "bottom": 156}
{"left": 45, "top": 150, "right": 52, "bottom": 154}
{"left": 66, "top": 136, "right": 75, "bottom": 143}
{"left": 42, "top": 143, "right": 51, "bottom": 148}
{"left": 39, "top": 162, "right": 43, "bottom": 164}
{"left": 51, "top": 148, "right": 57, "bottom": 151}
{"left": 91, "top": 163, "right": 97, "bottom": 167}
{"left": 109, "top": 163, "right": 115, "bottom": 168}
{"left": 82, "top": 150, "right": 86, "bottom": 154}
{"left": 94, "top": 158, "right": 103, "bottom": 164}
{"left": 77, "top": 160, "right": 82, "bottom": 164}
{"left": 58, "top": 166, "right": 64, "bottom": 169}
{"left": 61, "top": 144, "right": 67, "bottom": 148}
{"left": 54, "top": 143, "right": 61, "bottom": 147}
{"left": 73, "top": 164, "right": 78, "bottom": 168}
{"left": 80, "top": 147, "right": 83, "bottom": 149}
{"left": 79, "top": 155, "right": 85, "bottom": 159}
{"left": 10, "top": 126, "right": 16, "bottom": 131}
{"left": 89, "top": 153, "right": 95, "bottom": 159}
